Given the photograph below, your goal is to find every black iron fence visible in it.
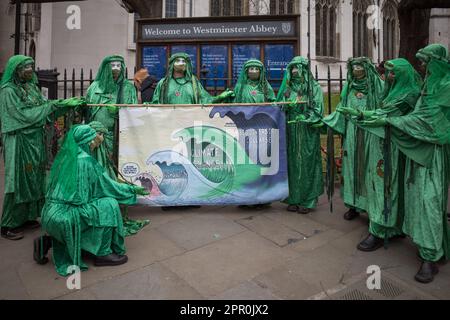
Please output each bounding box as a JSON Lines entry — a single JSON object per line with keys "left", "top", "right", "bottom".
{"left": 37, "top": 65, "right": 346, "bottom": 170}
{"left": 39, "top": 65, "right": 347, "bottom": 113}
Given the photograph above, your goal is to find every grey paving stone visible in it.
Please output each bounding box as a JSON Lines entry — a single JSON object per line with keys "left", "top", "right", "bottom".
{"left": 156, "top": 214, "right": 246, "bottom": 250}
{"left": 162, "top": 231, "right": 298, "bottom": 297}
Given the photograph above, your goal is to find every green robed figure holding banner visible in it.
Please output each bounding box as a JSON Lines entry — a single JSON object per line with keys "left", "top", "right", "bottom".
{"left": 151, "top": 52, "right": 233, "bottom": 211}
{"left": 0, "top": 55, "right": 85, "bottom": 240}
{"left": 86, "top": 55, "right": 137, "bottom": 178}
{"left": 151, "top": 52, "right": 234, "bottom": 105}
{"left": 86, "top": 55, "right": 149, "bottom": 235}
{"left": 341, "top": 59, "right": 421, "bottom": 251}
{"left": 360, "top": 44, "right": 450, "bottom": 283}
{"left": 277, "top": 56, "right": 324, "bottom": 214}
{"left": 320, "top": 57, "right": 384, "bottom": 220}
{"left": 34, "top": 125, "right": 148, "bottom": 276}
{"left": 231, "top": 59, "right": 276, "bottom": 210}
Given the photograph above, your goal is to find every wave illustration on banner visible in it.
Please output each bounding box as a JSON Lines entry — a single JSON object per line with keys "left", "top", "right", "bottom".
{"left": 119, "top": 105, "right": 288, "bottom": 206}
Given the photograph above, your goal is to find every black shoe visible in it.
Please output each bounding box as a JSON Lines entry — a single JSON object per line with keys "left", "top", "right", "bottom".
{"left": 1, "top": 227, "right": 24, "bottom": 240}
{"left": 94, "top": 253, "right": 128, "bottom": 266}
{"left": 287, "top": 205, "right": 299, "bottom": 212}
{"left": 344, "top": 208, "right": 360, "bottom": 221}
{"left": 297, "top": 206, "right": 311, "bottom": 214}
{"left": 33, "top": 235, "right": 52, "bottom": 265}
{"left": 415, "top": 261, "right": 439, "bottom": 283}
{"left": 357, "top": 234, "right": 384, "bottom": 252}
{"left": 23, "top": 220, "right": 41, "bottom": 230}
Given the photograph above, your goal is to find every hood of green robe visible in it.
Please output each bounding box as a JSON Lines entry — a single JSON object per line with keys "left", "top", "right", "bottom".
{"left": 158, "top": 52, "right": 201, "bottom": 104}
{"left": 88, "top": 121, "right": 108, "bottom": 134}
{"left": 47, "top": 125, "right": 98, "bottom": 202}
{"left": 0, "top": 55, "right": 38, "bottom": 88}
{"left": 234, "top": 59, "right": 272, "bottom": 102}
{"left": 94, "top": 55, "right": 126, "bottom": 94}
{"left": 387, "top": 44, "right": 450, "bottom": 167}
{"left": 277, "top": 56, "right": 316, "bottom": 100}
{"left": 382, "top": 58, "right": 422, "bottom": 109}
{"left": 340, "top": 57, "right": 384, "bottom": 111}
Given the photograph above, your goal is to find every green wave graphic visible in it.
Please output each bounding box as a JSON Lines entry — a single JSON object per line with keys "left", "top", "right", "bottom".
{"left": 173, "top": 126, "right": 262, "bottom": 198}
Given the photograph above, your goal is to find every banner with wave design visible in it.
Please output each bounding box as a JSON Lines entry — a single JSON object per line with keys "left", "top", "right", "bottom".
{"left": 119, "top": 105, "right": 289, "bottom": 206}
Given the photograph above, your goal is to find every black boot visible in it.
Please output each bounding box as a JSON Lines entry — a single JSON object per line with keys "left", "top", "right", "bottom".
{"left": 1, "top": 227, "right": 24, "bottom": 240}
{"left": 343, "top": 208, "right": 360, "bottom": 221}
{"left": 94, "top": 253, "right": 128, "bottom": 266}
{"left": 415, "top": 261, "right": 439, "bottom": 283}
{"left": 357, "top": 234, "right": 384, "bottom": 252}
{"left": 287, "top": 205, "right": 299, "bottom": 212}
{"left": 23, "top": 220, "right": 41, "bottom": 230}
{"left": 297, "top": 206, "right": 312, "bottom": 214}
{"left": 33, "top": 235, "right": 52, "bottom": 264}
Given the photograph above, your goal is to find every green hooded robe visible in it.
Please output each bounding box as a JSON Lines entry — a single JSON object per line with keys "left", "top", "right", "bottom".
{"left": 86, "top": 55, "right": 137, "bottom": 179}
{"left": 359, "top": 59, "right": 421, "bottom": 239}
{"left": 41, "top": 125, "right": 140, "bottom": 276}
{"left": 151, "top": 53, "right": 214, "bottom": 105}
{"left": 0, "top": 55, "right": 71, "bottom": 229}
{"left": 386, "top": 44, "right": 450, "bottom": 261}
{"left": 277, "top": 56, "right": 324, "bottom": 208}
{"left": 233, "top": 59, "right": 276, "bottom": 103}
{"left": 88, "top": 120, "right": 150, "bottom": 237}
{"left": 321, "top": 57, "right": 384, "bottom": 212}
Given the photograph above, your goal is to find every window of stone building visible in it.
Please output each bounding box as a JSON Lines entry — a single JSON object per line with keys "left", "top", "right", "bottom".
{"left": 211, "top": 0, "right": 248, "bottom": 16}
{"left": 383, "top": 0, "right": 398, "bottom": 60}
{"left": 31, "top": 3, "right": 41, "bottom": 32}
{"left": 166, "top": 0, "right": 178, "bottom": 17}
{"left": 316, "top": 0, "right": 338, "bottom": 58}
{"left": 269, "top": 0, "right": 296, "bottom": 15}
{"left": 353, "top": 0, "right": 372, "bottom": 58}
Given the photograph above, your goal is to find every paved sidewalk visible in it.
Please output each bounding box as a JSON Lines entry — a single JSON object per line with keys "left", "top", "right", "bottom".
{"left": 0, "top": 161, "right": 449, "bottom": 300}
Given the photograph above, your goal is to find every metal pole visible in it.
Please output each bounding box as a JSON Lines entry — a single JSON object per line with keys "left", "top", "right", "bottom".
{"left": 307, "top": 0, "right": 311, "bottom": 62}
{"left": 377, "top": 0, "right": 381, "bottom": 63}
{"left": 14, "top": 0, "right": 22, "bottom": 54}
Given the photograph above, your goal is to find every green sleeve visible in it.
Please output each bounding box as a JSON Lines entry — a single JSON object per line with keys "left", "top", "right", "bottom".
{"left": 321, "top": 105, "right": 346, "bottom": 135}
{"left": 266, "top": 83, "right": 276, "bottom": 102}
{"left": 304, "top": 83, "right": 324, "bottom": 123}
{"left": 151, "top": 80, "right": 164, "bottom": 104}
{"left": 94, "top": 171, "right": 137, "bottom": 205}
{"left": 198, "top": 81, "right": 214, "bottom": 104}
{"left": 0, "top": 86, "right": 56, "bottom": 134}
{"left": 123, "top": 81, "right": 138, "bottom": 104}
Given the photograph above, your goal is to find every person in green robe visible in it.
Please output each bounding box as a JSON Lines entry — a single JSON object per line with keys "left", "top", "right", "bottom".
{"left": 86, "top": 55, "right": 137, "bottom": 179}
{"left": 233, "top": 59, "right": 276, "bottom": 104}
{"left": 360, "top": 44, "right": 450, "bottom": 283}
{"left": 277, "top": 56, "right": 324, "bottom": 213}
{"left": 34, "top": 125, "right": 148, "bottom": 276}
{"left": 340, "top": 58, "right": 421, "bottom": 251}
{"left": 88, "top": 120, "right": 150, "bottom": 236}
{"left": 151, "top": 52, "right": 233, "bottom": 211}
{"left": 151, "top": 52, "right": 234, "bottom": 105}
{"left": 86, "top": 56, "right": 149, "bottom": 233}
{"left": 0, "top": 55, "right": 85, "bottom": 240}
{"left": 320, "top": 57, "right": 384, "bottom": 220}
{"left": 231, "top": 59, "right": 276, "bottom": 210}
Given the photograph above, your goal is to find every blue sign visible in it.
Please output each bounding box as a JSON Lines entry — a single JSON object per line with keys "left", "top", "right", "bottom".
{"left": 264, "top": 44, "right": 295, "bottom": 88}
{"left": 201, "top": 45, "right": 228, "bottom": 88}
{"left": 232, "top": 44, "right": 260, "bottom": 84}
{"left": 171, "top": 45, "right": 197, "bottom": 74}
{"left": 142, "top": 46, "right": 168, "bottom": 80}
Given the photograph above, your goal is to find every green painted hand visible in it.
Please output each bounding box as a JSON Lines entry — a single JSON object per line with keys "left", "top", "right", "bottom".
{"left": 311, "top": 122, "right": 324, "bottom": 128}
{"left": 213, "top": 89, "right": 235, "bottom": 102}
{"left": 337, "top": 106, "right": 359, "bottom": 117}
{"left": 59, "top": 97, "right": 86, "bottom": 108}
{"left": 360, "top": 117, "right": 388, "bottom": 127}
{"left": 134, "top": 186, "right": 149, "bottom": 196}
